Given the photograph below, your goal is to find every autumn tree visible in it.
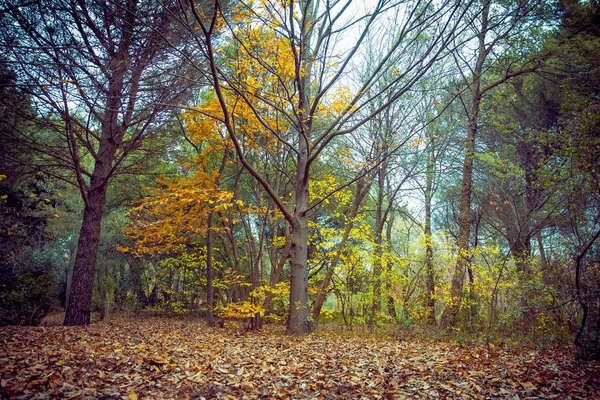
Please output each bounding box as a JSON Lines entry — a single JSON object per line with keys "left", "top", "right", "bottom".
{"left": 122, "top": 106, "right": 235, "bottom": 324}
{"left": 0, "top": 0, "right": 198, "bottom": 325}
{"left": 189, "top": 0, "right": 473, "bottom": 335}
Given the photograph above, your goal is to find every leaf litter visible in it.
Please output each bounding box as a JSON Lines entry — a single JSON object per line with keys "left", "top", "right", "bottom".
{"left": 1, "top": 316, "right": 599, "bottom": 399}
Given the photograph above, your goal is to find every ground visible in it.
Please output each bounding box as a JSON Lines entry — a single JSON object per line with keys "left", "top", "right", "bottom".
{"left": 1, "top": 315, "right": 599, "bottom": 399}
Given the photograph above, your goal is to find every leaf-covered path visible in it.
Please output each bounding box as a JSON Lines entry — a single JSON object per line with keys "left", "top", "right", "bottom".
{"left": 1, "top": 317, "right": 599, "bottom": 399}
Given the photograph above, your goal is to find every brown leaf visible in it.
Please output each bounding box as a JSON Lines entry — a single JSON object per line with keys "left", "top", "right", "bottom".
{"left": 1, "top": 316, "right": 599, "bottom": 399}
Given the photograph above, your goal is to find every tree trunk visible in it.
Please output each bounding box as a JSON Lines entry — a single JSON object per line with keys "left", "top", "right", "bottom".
{"left": 286, "top": 176, "right": 311, "bottom": 334}
{"left": 439, "top": 115, "right": 476, "bottom": 329}
{"left": 286, "top": 85, "right": 312, "bottom": 333}
{"left": 513, "top": 236, "right": 535, "bottom": 329}
{"left": 64, "top": 112, "right": 122, "bottom": 325}
{"left": 64, "top": 188, "right": 107, "bottom": 325}
{"left": 537, "top": 233, "right": 547, "bottom": 268}
{"left": 424, "top": 132, "right": 436, "bottom": 326}
{"left": 369, "top": 164, "right": 386, "bottom": 329}
{"left": 285, "top": 0, "right": 314, "bottom": 336}
{"left": 385, "top": 215, "right": 396, "bottom": 319}
{"left": 439, "top": 4, "right": 488, "bottom": 329}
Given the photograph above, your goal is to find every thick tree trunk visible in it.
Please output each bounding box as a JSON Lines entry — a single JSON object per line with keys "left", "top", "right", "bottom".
{"left": 63, "top": 130, "right": 120, "bottom": 325}
{"left": 286, "top": 0, "right": 314, "bottom": 336}
{"left": 64, "top": 189, "right": 107, "bottom": 325}
{"left": 286, "top": 178, "right": 311, "bottom": 335}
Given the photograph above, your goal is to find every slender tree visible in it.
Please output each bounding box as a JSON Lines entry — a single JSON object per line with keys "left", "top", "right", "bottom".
{"left": 440, "top": 0, "right": 543, "bottom": 328}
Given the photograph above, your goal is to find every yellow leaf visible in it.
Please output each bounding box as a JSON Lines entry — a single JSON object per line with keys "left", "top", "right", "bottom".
{"left": 128, "top": 391, "right": 138, "bottom": 400}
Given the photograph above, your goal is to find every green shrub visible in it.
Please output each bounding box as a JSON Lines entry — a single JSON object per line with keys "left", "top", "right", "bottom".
{"left": 0, "top": 271, "right": 53, "bottom": 326}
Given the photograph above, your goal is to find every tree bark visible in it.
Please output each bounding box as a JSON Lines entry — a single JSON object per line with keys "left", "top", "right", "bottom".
{"left": 61, "top": 0, "right": 184, "bottom": 325}
{"left": 285, "top": 0, "right": 315, "bottom": 335}
{"left": 287, "top": 175, "right": 311, "bottom": 335}
{"left": 64, "top": 187, "right": 108, "bottom": 325}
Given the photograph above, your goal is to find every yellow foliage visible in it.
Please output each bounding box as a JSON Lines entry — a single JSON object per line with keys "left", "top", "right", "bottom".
{"left": 219, "top": 301, "right": 264, "bottom": 319}
{"left": 121, "top": 116, "right": 235, "bottom": 257}
{"left": 272, "top": 235, "right": 287, "bottom": 248}
{"left": 250, "top": 282, "right": 289, "bottom": 301}
{"left": 218, "top": 283, "right": 289, "bottom": 319}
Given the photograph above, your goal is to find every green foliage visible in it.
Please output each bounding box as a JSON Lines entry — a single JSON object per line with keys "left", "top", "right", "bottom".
{"left": 0, "top": 272, "right": 53, "bottom": 326}
{"left": 0, "top": 247, "right": 57, "bottom": 326}
{"left": 0, "top": 168, "right": 71, "bottom": 325}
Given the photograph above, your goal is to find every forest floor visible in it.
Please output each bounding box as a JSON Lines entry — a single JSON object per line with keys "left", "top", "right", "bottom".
{"left": 1, "top": 314, "right": 599, "bottom": 399}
